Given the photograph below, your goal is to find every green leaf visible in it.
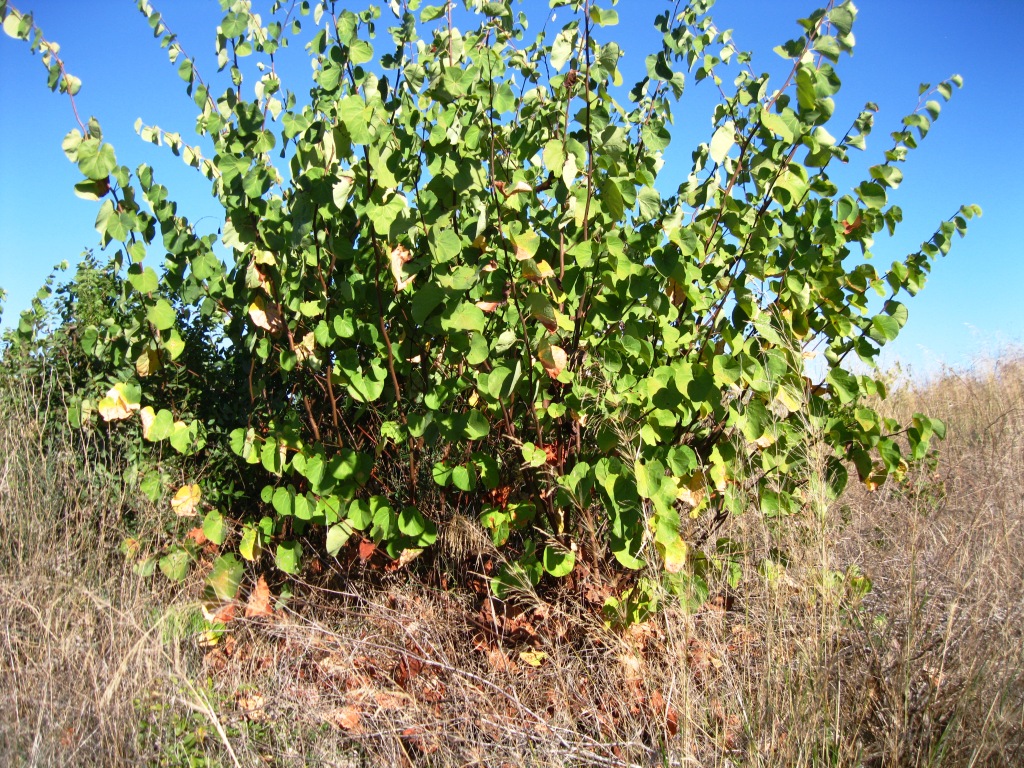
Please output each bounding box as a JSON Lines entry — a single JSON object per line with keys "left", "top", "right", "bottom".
{"left": 543, "top": 140, "right": 565, "bottom": 172}
{"left": 589, "top": 6, "right": 618, "bottom": 26}
{"left": 128, "top": 267, "right": 159, "bottom": 294}
{"left": 147, "top": 299, "right": 176, "bottom": 331}
{"left": 143, "top": 409, "right": 174, "bottom": 442}
{"left": 3, "top": 11, "right": 28, "bottom": 40}
{"left": 441, "top": 302, "right": 485, "bottom": 333}
{"left": 221, "top": 11, "right": 248, "bottom": 37}
{"left": 709, "top": 122, "right": 735, "bottom": 163}
{"left": 326, "top": 523, "right": 352, "bottom": 556}
{"left": 637, "top": 186, "right": 661, "bottom": 220}
{"left": 542, "top": 546, "right": 576, "bottom": 577}
{"left": 204, "top": 554, "right": 243, "bottom": 601}
{"left": 203, "top": 510, "right": 227, "bottom": 546}
{"left": 76, "top": 139, "right": 117, "bottom": 181}
{"left": 827, "top": 368, "right": 859, "bottom": 404}
{"left": 761, "top": 111, "right": 794, "bottom": 144}
{"left": 140, "top": 471, "right": 163, "bottom": 503}
{"left": 857, "top": 181, "right": 887, "bottom": 209}
{"left": 159, "top": 546, "right": 190, "bottom": 582}
{"left": 420, "top": 5, "right": 446, "bottom": 22}
{"left": 550, "top": 29, "right": 574, "bottom": 71}
{"left": 465, "top": 410, "right": 490, "bottom": 440}
{"left": 828, "top": 3, "right": 856, "bottom": 35}
{"left": 275, "top": 541, "right": 302, "bottom": 574}
{"left": 869, "top": 314, "right": 900, "bottom": 343}
{"left": 272, "top": 486, "right": 294, "bottom": 516}
{"left": 349, "top": 39, "right": 373, "bottom": 65}
{"left": 452, "top": 463, "right": 477, "bottom": 492}
{"left": 430, "top": 228, "right": 462, "bottom": 263}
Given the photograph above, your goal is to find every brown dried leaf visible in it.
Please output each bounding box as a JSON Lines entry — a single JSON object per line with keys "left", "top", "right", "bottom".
{"left": 374, "top": 691, "right": 408, "bottom": 709}
{"left": 358, "top": 539, "right": 376, "bottom": 562}
{"left": 245, "top": 576, "right": 274, "bottom": 618}
{"left": 402, "top": 726, "right": 440, "bottom": 755}
{"left": 212, "top": 602, "right": 236, "bottom": 624}
{"left": 235, "top": 692, "right": 267, "bottom": 721}
{"left": 486, "top": 648, "right": 517, "bottom": 673}
{"left": 331, "top": 705, "right": 361, "bottom": 731}
{"left": 185, "top": 526, "right": 208, "bottom": 546}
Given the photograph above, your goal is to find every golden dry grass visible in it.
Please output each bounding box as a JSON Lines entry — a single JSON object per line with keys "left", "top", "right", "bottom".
{"left": 1, "top": 356, "right": 1022, "bottom": 767}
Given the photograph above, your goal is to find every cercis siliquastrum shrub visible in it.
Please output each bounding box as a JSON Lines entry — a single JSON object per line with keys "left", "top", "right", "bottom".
{"left": 1, "top": 0, "right": 978, "bottom": 605}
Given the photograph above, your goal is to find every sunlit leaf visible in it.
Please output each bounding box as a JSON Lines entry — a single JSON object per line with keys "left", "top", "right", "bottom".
{"left": 171, "top": 483, "right": 201, "bottom": 518}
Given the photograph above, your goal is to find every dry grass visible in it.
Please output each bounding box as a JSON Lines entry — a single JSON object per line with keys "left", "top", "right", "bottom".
{"left": 1, "top": 356, "right": 1022, "bottom": 767}
{"left": 0, "top": 374, "right": 184, "bottom": 766}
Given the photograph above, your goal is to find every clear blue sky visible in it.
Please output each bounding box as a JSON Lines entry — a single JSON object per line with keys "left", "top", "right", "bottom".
{"left": 1, "top": 0, "right": 1021, "bottom": 378}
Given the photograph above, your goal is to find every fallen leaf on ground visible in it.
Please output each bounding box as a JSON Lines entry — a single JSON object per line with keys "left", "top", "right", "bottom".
{"left": 236, "top": 691, "right": 268, "bottom": 721}
{"left": 330, "top": 706, "right": 361, "bottom": 731}
{"left": 245, "top": 575, "right": 274, "bottom": 618}
{"left": 358, "top": 539, "right": 377, "bottom": 562}
{"left": 486, "top": 647, "right": 517, "bottom": 673}
{"left": 185, "top": 526, "right": 208, "bottom": 545}
{"left": 402, "top": 726, "right": 440, "bottom": 755}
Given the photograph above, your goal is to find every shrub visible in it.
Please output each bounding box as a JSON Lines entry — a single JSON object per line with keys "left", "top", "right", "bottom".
{"left": 0, "top": 0, "right": 979, "bottom": 612}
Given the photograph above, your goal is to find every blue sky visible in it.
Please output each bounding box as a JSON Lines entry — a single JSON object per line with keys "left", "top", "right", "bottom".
{"left": 1, "top": 0, "right": 1021, "bottom": 378}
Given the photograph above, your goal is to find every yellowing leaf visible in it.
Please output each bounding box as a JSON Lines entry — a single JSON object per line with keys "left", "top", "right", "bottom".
{"left": 659, "top": 537, "right": 688, "bottom": 574}
{"left": 676, "top": 475, "right": 706, "bottom": 508}
{"left": 507, "top": 180, "right": 533, "bottom": 196}
{"left": 538, "top": 343, "right": 568, "bottom": 379}
{"left": 171, "top": 483, "right": 202, "bottom": 517}
{"left": 390, "top": 244, "right": 414, "bottom": 291}
{"left": 135, "top": 348, "right": 161, "bottom": 377}
{"left": 97, "top": 384, "right": 140, "bottom": 422}
{"left": 295, "top": 331, "right": 316, "bottom": 362}
{"left": 521, "top": 258, "right": 554, "bottom": 283}
{"left": 513, "top": 230, "right": 541, "bottom": 260}
{"left": 519, "top": 649, "right": 548, "bottom": 667}
{"left": 139, "top": 406, "right": 156, "bottom": 438}
{"left": 475, "top": 300, "right": 501, "bottom": 313}
{"left": 248, "top": 295, "right": 284, "bottom": 334}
